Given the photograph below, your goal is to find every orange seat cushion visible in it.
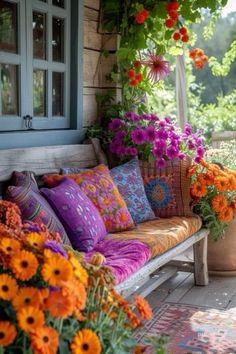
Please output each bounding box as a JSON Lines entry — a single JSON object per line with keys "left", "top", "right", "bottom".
{"left": 107, "top": 216, "right": 202, "bottom": 258}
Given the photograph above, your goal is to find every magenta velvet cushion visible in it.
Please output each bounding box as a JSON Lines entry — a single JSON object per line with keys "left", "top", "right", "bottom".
{"left": 85, "top": 238, "right": 151, "bottom": 284}
{"left": 6, "top": 171, "right": 70, "bottom": 245}
{"left": 41, "top": 177, "right": 107, "bottom": 252}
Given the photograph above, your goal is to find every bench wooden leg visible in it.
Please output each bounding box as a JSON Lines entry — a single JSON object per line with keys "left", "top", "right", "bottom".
{"left": 193, "top": 235, "right": 209, "bottom": 286}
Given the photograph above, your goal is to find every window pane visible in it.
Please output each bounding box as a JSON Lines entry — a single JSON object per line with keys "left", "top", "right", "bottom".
{"left": 33, "top": 12, "right": 46, "bottom": 60}
{"left": 52, "top": 72, "right": 64, "bottom": 116}
{"left": 52, "top": 0, "right": 65, "bottom": 8}
{"left": 33, "top": 70, "right": 46, "bottom": 116}
{"left": 0, "top": 1, "right": 17, "bottom": 53}
{"left": 0, "top": 64, "right": 18, "bottom": 115}
{"left": 52, "top": 17, "right": 64, "bottom": 62}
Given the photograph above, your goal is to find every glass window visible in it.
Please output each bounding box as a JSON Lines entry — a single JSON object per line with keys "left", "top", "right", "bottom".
{"left": 0, "top": 1, "right": 17, "bottom": 53}
{"left": 0, "top": 64, "right": 18, "bottom": 115}
{"left": 33, "top": 12, "right": 47, "bottom": 60}
{"left": 52, "top": 0, "right": 65, "bottom": 9}
{"left": 52, "top": 72, "right": 64, "bottom": 116}
{"left": 52, "top": 17, "right": 64, "bottom": 62}
{"left": 33, "top": 70, "right": 46, "bottom": 116}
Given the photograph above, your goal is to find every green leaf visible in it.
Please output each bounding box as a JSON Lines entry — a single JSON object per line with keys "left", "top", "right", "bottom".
{"left": 59, "top": 340, "right": 69, "bottom": 354}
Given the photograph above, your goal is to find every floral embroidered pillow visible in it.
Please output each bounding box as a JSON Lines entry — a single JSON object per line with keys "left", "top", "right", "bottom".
{"left": 139, "top": 157, "right": 194, "bottom": 218}
{"left": 110, "top": 159, "right": 155, "bottom": 224}
{"left": 43, "top": 165, "right": 135, "bottom": 233}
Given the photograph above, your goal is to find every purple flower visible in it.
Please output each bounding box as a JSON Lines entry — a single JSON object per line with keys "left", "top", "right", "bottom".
{"left": 195, "top": 156, "right": 202, "bottom": 163}
{"left": 187, "top": 140, "right": 195, "bottom": 150}
{"left": 184, "top": 123, "right": 192, "bottom": 136}
{"left": 108, "top": 119, "right": 124, "bottom": 131}
{"left": 23, "top": 222, "right": 41, "bottom": 233}
{"left": 155, "top": 158, "right": 166, "bottom": 169}
{"left": 116, "top": 145, "right": 126, "bottom": 155}
{"left": 197, "top": 146, "right": 205, "bottom": 158}
{"left": 150, "top": 114, "right": 160, "bottom": 121}
{"left": 145, "top": 126, "right": 156, "bottom": 142}
{"left": 153, "top": 147, "right": 164, "bottom": 158}
{"left": 44, "top": 240, "right": 68, "bottom": 259}
{"left": 125, "top": 147, "right": 138, "bottom": 156}
{"left": 154, "top": 139, "right": 166, "bottom": 150}
{"left": 156, "top": 129, "right": 168, "bottom": 140}
{"left": 125, "top": 112, "right": 140, "bottom": 122}
{"left": 178, "top": 152, "right": 186, "bottom": 160}
{"left": 164, "top": 116, "right": 172, "bottom": 124}
{"left": 166, "top": 146, "right": 179, "bottom": 159}
{"left": 131, "top": 128, "right": 146, "bottom": 145}
{"left": 141, "top": 52, "right": 171, "bottom": 83}
{"left": 115, "top": 130, "right": 126, "bottom": 141}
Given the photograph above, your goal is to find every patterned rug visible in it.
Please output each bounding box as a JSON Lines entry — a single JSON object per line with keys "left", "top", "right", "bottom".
{"left": 135, "top": 303, "right": 236, "bottom": 354}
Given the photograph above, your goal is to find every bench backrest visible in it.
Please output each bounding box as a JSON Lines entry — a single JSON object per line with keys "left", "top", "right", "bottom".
{"left": 0, "top": 138, "right": 107, "bottom": 197}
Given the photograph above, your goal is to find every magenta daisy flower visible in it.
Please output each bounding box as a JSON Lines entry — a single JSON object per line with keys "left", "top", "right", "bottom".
{"left": 141, "top": 52, "right": 170, "bottom": 83}
{"left": 131, "top": 128, "right": 146, "bottom": 145}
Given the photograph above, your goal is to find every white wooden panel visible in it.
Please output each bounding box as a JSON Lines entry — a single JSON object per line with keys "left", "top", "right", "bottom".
{"left": 0, "top": 144, "right": 98, "bottom": 181}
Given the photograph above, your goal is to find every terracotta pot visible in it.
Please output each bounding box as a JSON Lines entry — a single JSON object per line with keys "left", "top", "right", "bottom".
{"left": 208, "top": 217, "right": 236, "bottom": 276}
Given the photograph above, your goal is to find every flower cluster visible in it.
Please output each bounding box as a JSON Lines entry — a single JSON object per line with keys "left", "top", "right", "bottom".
{"left": 189, "top": 160, "right": 236, "bottom": 240}
{"left": 189, "top": 48, "right": 208, "bottom": 70}
{"left": 108, "top": 113, "right": 205, "bottom": 168}
{"left": 135, "top": 9, "right": 149, "bottom": 24}
{"left": 0, "top": 201, "right": 157, "bottom": 354}
{"left": 165, "top": 2, "right": 180, "bottom": 29}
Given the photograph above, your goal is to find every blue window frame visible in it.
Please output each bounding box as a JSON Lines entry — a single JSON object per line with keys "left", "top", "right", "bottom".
{"left": 0, "top": 0, "right": 84, "bottom": 148}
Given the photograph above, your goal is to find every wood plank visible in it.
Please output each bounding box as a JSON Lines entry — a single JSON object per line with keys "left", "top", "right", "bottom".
{"left": 147, "top": 272, "right": 191, "bottom": 308}
{"left": 165, "top": 273, "right": 194, "bottom": 303}
{"left": 84, "top": 7, "right": 99, "bottom": 22}
{"left": 84, "top": 20, "right": 102, "bottom": 50}
{"left": 84, "top": 0, "right": 100, "bottom": 10}
{"left": 83, "top": 89, "right": 99, "bottom": 126}
{"left": 193, "top": 235, "right": 209, "bottom": 285}
{"left": 99, "top": 53, "right": 121, "bottom": 87}
{"left": 179, "top": 276, "right": 236, "bottom": 309}
{"left": 102, "top": 34, "right": 120, "bottom": 51}
{"left": 83, "top": 49, "right": 100, "bottom": 87}
{"left": 0, "top": 144, "right": 98, "bottom": 181}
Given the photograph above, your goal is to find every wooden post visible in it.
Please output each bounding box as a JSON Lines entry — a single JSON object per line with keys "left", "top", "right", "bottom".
{"left": 176, "top": 55, "right": 188, "bottom": 130}
{"left": 193, "top": 235, "right": 209, "bottom": 286}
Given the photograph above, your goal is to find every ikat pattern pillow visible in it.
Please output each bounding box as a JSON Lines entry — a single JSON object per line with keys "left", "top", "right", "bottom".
{"left": 110, "top": 159, "right": 155, "bottom": 223}
{"left": 41, "top": 178, "right": 107, "bottom": 252}
{"left": 6, "top": 171, "right": 70, "bottom": 245}
{"left": 43, "top": 165, "right": 135, "bottom": 233}
{"left": 139, "top": 157, "right": 194, "bottom": 218}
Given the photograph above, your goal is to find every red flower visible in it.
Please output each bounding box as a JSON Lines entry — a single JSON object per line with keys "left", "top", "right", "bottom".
{"left": 135, "top": 9, "right": 149, "bottom": 24}
{"left": 165, "top": 18, "right": 175, "bottom": 28}
{"left": 127, "top": 69, "right": 136, "bottom": 78}
{"left": 133, "top": 60, "right": 141, "bottom": 68}
{"left": 173, "top": 32, "right": 181, "bottom": 41}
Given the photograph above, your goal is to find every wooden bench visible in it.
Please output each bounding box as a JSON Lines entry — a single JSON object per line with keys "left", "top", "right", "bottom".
{"left": 0, "top": 139, "right": 209, "bottom": 298}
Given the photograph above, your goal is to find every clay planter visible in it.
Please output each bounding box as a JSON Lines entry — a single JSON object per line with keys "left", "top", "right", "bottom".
{"left": 208, "top": 217, "right": 236, "bottom": 276}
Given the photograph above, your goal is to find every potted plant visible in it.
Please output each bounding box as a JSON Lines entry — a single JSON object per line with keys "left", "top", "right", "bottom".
{"left": 189, "top": 157, "right": 236, "bottom": 274}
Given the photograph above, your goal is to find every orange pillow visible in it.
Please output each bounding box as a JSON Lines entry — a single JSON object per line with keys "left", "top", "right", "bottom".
{"left": 43, "top": 165, "right": 135, "bottom": 233}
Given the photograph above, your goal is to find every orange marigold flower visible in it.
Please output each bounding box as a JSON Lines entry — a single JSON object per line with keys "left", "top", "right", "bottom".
{"left": 45, "top": 290, "right": 74, "bottom": 318}
{"left": 17, "top": 306, "right": 45, "bottom": 333}
{"left": 11, "top": 250, "right": 39, "bottom": 281}
{"left": 39, "top": 288, "right": 50, "bottom": 309}
{"left": 211, "top": 195, "right": 228, "bottom": 213}
{"left": 71, "top": 329, "right": 101, "bottom": 354}
{"left": 0, "top": 273, "right": 18, "bottom": 301}
{"left": 186, "top": 165, "right": 197, "bottom": 177}
{"left": 214, "top": 176, "right": 229, "bottom": 192}
{"left": 69, "top": 253, "right": 88, "bottom": 286}
{"left": 200, "top": 160, "right": 209, "bottom": 169}
{"left": 26, "top": 232, "right": 45, "bottom": 249}
{"left": 191, "top": 181, "right": 208, "bottom": 198}
{"left": 41, "top": 253, "right": 73, "bottom": 286}
{"left": 0, "top": 237, "right": 21, "bottom": 255}
{"left": 133, "top": 345, "right": 147, "bottom": 354}
{"left": 227, "top": 174, "right": 236, "bottom": 190}
{"left": 218, "top": 207, "right": 234, "bottom": 223}
{"left": 30, "top": 326, "right": 59, "bottom": 354}
{"left": 134, "top": 296, "right": 153, "bottom": 320}
{"left": 0, "top": 321, "right": 17, "bottom": 347}
{"left": 12, "top": 287, "right": 41, "bottom": 310}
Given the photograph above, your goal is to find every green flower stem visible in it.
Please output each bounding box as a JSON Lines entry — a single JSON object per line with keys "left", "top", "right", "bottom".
{"left": 0, "top": 346, "right": 4, "bottom": 354}
{"left": 58, "top": 318, "right": 64, "bottom": 334}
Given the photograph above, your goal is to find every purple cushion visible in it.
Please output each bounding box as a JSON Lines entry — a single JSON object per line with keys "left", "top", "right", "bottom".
{"left": 41, "top": 177, "right": 107, "bottom": 252}
{"left": 6, "top": 172, "right": 70, "bottom": 245}
{"left": 85, "top": 239, "right": 151, "bottom": 284}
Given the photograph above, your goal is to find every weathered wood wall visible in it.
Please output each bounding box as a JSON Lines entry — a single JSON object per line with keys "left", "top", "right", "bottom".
{"left": 83, "top": 0, "right": 120, "bottom": 127}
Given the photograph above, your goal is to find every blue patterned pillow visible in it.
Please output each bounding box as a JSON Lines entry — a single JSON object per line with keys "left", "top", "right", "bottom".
{"left": 110, "top": 159, "right": 155, "bottom": 224}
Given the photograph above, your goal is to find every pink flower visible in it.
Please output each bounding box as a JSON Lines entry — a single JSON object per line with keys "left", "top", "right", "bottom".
{"left": 141, "top": 52, "right": 170, "bottom": 83}
{"left": 145, "top": 126, "right": 156, "bottom": 142}
{"left": 155, "top": 158, "right": 166, "bottom": 169}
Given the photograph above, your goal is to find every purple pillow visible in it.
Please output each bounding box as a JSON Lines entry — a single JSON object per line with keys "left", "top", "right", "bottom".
{"left": 6, "top": 171, "right": 70, "bottom": 245}
{"left": 41, "top": 177, "right": 107, "bottom": 252}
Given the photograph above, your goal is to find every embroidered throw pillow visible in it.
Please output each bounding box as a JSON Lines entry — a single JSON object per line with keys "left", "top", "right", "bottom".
{"left": 139, "top": 157, "right": 194, "bottom": 218}
{"left": 41, "top": 178, "right": 107, "bottom": 251}
{"left": 110, "top": 159, "right": 155, "bottom": 223}
{"left": 6, "top": 171, "right": 70, "bottom": 245}
{"left": 43, "top": 165, "right": 135, "bottom": 233}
